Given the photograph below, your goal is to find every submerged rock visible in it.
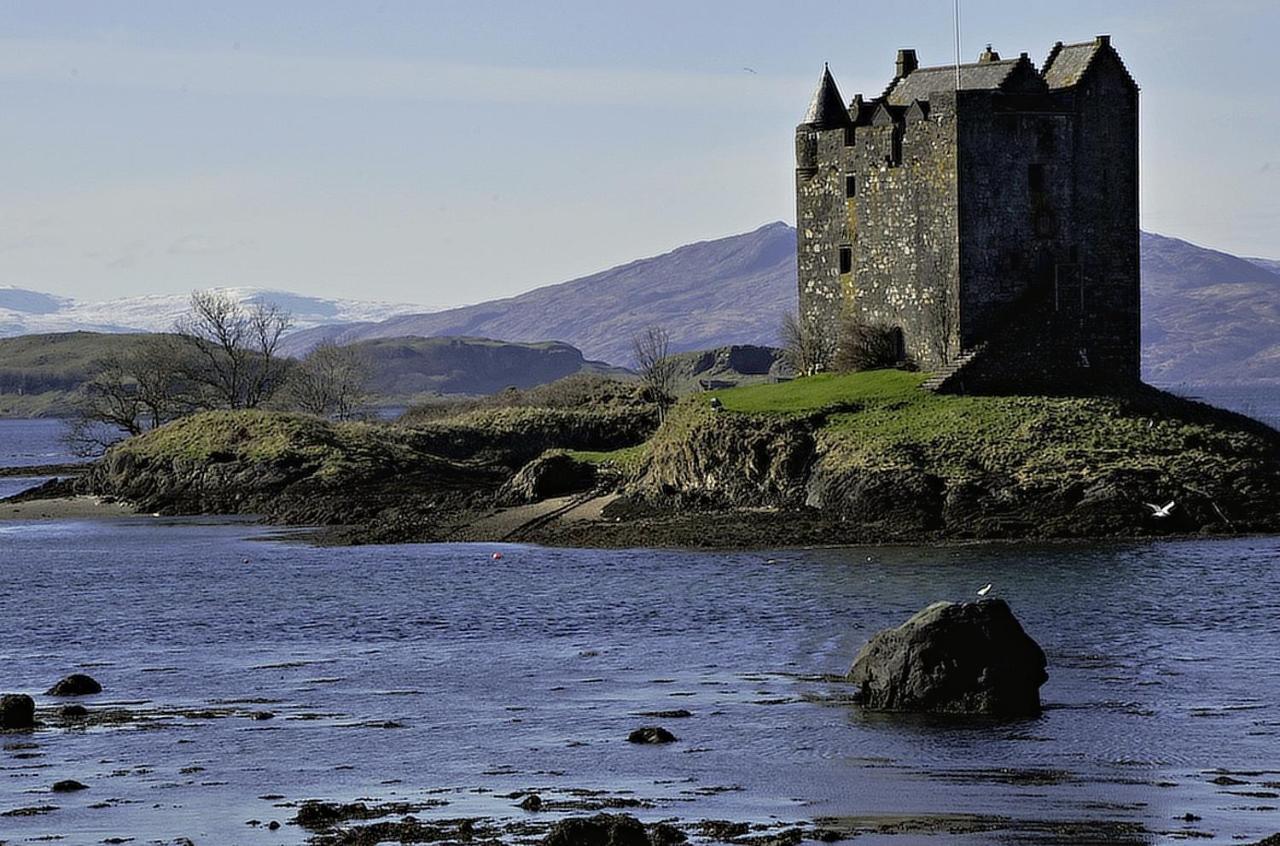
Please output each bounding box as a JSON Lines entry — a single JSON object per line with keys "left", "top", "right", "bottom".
{"left": 519, "top": 793, "right": 543, "bottom": 811}
{"left": 543, "top": 813, "right": 649, "bottom": 846}
{"left": 499, "top": 452, "right": 597, "bottom": 504}
{"left": 627, "top": 726, "right": 676, "bottom": 744}
{"left": 59, "top": 704, "right": 89, "bottom": 719}
{"left": 46, "top": 674, "right": 102, "bottom": 697}
{"left": 847, "top": 599, "right": 1047, "bottom": 717}
{"left": 0, "top": 694, "right": 36, "bottom": 729}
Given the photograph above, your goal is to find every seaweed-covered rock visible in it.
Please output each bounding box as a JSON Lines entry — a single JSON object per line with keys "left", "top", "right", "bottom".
{"left": 627, "top": 726, "right": 676, "bottom": 744}
{"left": 847, "top": 599, "right": 1047, "bottom": 717}
{"left": 499, "top": 452, "right": 597, "bottom": 504}
{"left": 0, "top": 694, "right": 35, "bottom": 729}
{"left": 543, "top": 813, "right": 649, "bottom": 846}
{"left": 46, "top": 674, "right": 102, "bottom": 697}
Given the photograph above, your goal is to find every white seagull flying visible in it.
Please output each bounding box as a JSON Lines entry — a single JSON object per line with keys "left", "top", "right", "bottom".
{"left": 1145, "top": 501, "right": 1175, "bottom": 518}
{"left": 977, "top": 583, "right": 992, "bottom": 596}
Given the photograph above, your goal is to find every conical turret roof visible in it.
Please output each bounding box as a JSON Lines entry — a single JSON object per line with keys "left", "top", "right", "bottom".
{"left": 801, "top": 64, "right": 851, "bottom": 129}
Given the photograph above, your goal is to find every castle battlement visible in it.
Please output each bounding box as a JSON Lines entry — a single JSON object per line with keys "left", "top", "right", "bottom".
{"left": 796, "top": 36, "right": 1140, "bottom": 391}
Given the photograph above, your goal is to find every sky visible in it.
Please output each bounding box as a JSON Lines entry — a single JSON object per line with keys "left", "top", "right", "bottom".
{"left": 0, "top": 0, "right": 1276, "bottom": 308}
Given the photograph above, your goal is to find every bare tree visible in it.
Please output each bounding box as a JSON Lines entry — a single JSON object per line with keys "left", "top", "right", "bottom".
{"left": 173, "top": 291, "right": 293, "bottom": 409}
{"left": 781, "top": 311, "right": 836, "bottom": 376}
{"left": 64, "top": 340, "right": 196, "bottom": 455}
{"left": 284, "top": 340, "right": 373, "bottom": 420}
{"left": 632, "top": 325, "right": 678, "bottom": 421}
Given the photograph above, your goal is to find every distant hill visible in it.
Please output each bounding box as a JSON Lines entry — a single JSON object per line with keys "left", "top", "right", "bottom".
{"left": 354, "top": 336, "right": 628, "bottom": 399}
{"left": 6, "top": 224, "right": 1278, "bottom": 387}
{"left": 0, "top": 285, "right": 428, "bottom": 338}
{"left": 0, "top": 331, "right": 631, "bottom": 417}
{"left": 283, "top": 223, "right": 1279, "bottom": 386}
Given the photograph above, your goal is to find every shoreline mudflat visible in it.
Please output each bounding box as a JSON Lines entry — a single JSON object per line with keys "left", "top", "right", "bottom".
{"left": 0, "top": 495, "right": 136, "bottom": 522}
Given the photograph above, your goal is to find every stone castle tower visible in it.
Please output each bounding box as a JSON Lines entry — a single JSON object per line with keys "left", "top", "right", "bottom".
{"left": 795, "top": 36, "right": 1139, "bottom": 391}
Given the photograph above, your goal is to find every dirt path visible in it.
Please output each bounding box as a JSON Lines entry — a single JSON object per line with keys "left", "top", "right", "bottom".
{"left": 455, "top": 492, "right": 618, "bottom": 542}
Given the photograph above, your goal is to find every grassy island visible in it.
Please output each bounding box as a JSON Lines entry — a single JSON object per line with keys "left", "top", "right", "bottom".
{"left": 66, "top": 369, "right": 1280, "bottom": 546}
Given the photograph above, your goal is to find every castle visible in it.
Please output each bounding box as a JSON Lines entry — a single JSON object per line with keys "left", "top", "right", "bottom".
{"left": 795, "top": 36, "right": 1139, "bottom": 391}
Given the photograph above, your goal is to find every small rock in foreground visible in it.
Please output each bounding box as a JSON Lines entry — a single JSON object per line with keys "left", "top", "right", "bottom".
{"left": 0, "top": 694, "right": 36, "bottom": 729}
{"left": 46, "top": 674, "right": 103, "bottom": 697}
{"left": 543, "top": 813, "right": 649, "bottom": 846}
{"left": 627, "top": 726, "right": 676, "bottom": 744}
{"left": 52, "top": 780, "right": 88, "bottom": 793}
{"left": 519, "top": 793, "right": 543, "bottom": 811}
{"left": 847, "top": 598, "right": 1047, "bottom": 717}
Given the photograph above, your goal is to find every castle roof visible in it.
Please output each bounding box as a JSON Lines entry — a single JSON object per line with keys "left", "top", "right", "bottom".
{"left": 1042, "top": 35, "right": 1137, "bottom": 90}
{"left": 801, "top": 64, "right": 852, "bottom": 129}
{"left": 884, "top": 57, "right": 1024, "bottom": 106}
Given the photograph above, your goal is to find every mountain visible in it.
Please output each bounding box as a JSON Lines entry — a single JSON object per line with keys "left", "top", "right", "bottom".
{"left": 283, "top": 223, "right": 1279, "bottom": 386}
{"left": 279, "top": 223, "right": 798, "bottom": 366}
{"left": 7, "top": 224, "right": 1278, "bottom": 386}
{"left": 0, "top": 286, "right": 428, "bottom": 338}
{"left": 1142, "top": 233, "right": 1280, "bottom": 385}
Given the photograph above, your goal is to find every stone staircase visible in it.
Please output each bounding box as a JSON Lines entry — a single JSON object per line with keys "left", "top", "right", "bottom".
{"left": 920, "top": 343, "right": 987, "bottom": 393}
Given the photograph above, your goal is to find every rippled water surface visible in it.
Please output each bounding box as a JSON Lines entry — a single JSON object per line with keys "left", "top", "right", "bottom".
{"left": 0, "top": 418, "right": 82, "bottom": 499}
{"left": 1, "top": 518, "right": 1279, "bottom": 844}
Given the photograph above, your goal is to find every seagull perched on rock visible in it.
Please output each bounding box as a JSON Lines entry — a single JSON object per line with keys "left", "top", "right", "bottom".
{"left": 1145, "top": 501, "right": 1175, "bottom": 518}
{"left": 977, "top": 583, "right": 993, "bottom": 597}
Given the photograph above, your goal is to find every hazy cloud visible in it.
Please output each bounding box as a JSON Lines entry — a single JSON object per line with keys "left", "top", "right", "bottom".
{"left": 0, "top": 36, "right": 818, "bottom": 111}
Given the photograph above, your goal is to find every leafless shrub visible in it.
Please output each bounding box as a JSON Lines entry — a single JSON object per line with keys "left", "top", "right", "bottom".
{"left": 834, "top": 314, "right": 903, "bottom": 373}
{"left": 781, "top": 311, "right": 836, "bottom": 376}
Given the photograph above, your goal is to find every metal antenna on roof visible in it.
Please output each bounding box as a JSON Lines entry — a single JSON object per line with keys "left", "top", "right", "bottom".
{"left": 953, "top": 0, "right": 962, "bottom": 89}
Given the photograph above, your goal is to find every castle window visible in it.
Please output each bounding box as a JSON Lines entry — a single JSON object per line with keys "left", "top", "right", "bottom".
{"left": 845, "top": 174, "right": 857, "bottom": 198}
{"left": 838, "top": 246, "right": 852, "bottom": 274}
{"left": 1028, "top": 164, "right": 1046, "bottom": 193}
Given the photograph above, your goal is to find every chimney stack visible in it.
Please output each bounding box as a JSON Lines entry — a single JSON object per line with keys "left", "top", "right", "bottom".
{"left": 896, "top": 49, "right": 918, "bottom": 77}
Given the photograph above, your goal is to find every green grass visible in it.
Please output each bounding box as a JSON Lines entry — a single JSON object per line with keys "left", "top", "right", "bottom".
{"left": 112, "top": 410, "right": 422, "bottom": 481}
{"left": 707, "top": 370, "right": 928, "bottom": 413}
{"left": 681, "top": 369, "right": 1277, "bottom": 485}
{"left": 566, "top": 444, "right": 649, "bottom": 476}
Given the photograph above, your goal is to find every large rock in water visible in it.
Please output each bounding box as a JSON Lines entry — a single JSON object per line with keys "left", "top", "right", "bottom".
{"left": 0, "top": 694, "right": 35, "bottom": 729}
{"left": 847, "top": 599, "right": 1047, "bottom": 717}
{"left": 46, "top": 674, "right": 102, "bottom": 696}
{"left": 499, "top": 452, "right": 597, "bottom": 504}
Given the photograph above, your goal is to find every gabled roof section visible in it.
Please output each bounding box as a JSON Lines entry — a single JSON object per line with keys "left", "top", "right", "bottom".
{"left": 1042, "top": 35, "right": 1138, "bottom": 90}
{"left": 801, "top": 64, "right": 852, "bottom": 129}
{"left": 884, "top": 53, "right": 1044, "bottom": 106}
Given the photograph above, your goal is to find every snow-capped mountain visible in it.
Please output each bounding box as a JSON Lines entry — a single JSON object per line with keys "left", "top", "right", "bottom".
{"left": 0, "top": 286, "right": 430, "bottom": 338}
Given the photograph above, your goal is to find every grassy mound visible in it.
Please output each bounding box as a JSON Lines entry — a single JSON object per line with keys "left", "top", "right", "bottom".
{"left": 107, "top": 410, "right": 423, "bottom": 482}
{"left": 636, "top": 371, "right": 1280, "bottom": 539}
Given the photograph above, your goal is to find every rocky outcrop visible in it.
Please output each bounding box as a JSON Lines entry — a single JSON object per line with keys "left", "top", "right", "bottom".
{"left": 0, "top": 694, "right": 35, "bottom": 729}
{"left": 638, "top": 406, "right": 816, "bottom": 507}
{"left": 46, "top": 673, "right": 102, "bottom": 697}
{"left": 627, "top": 726, "right": 676, "bottom": 744}
{"left": 847, "top": 599, "right": 1047, "bottom": 717}
{"left": 499, "top": 453, "right": 597, "bottom": 504}
{"left": 543, "top": 813, "right": 649, "bottom": 846}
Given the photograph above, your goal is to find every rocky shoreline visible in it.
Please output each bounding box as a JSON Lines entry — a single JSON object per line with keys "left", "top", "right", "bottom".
{"left": 5, "top": 373, "right": 1280, "bottom": 548}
